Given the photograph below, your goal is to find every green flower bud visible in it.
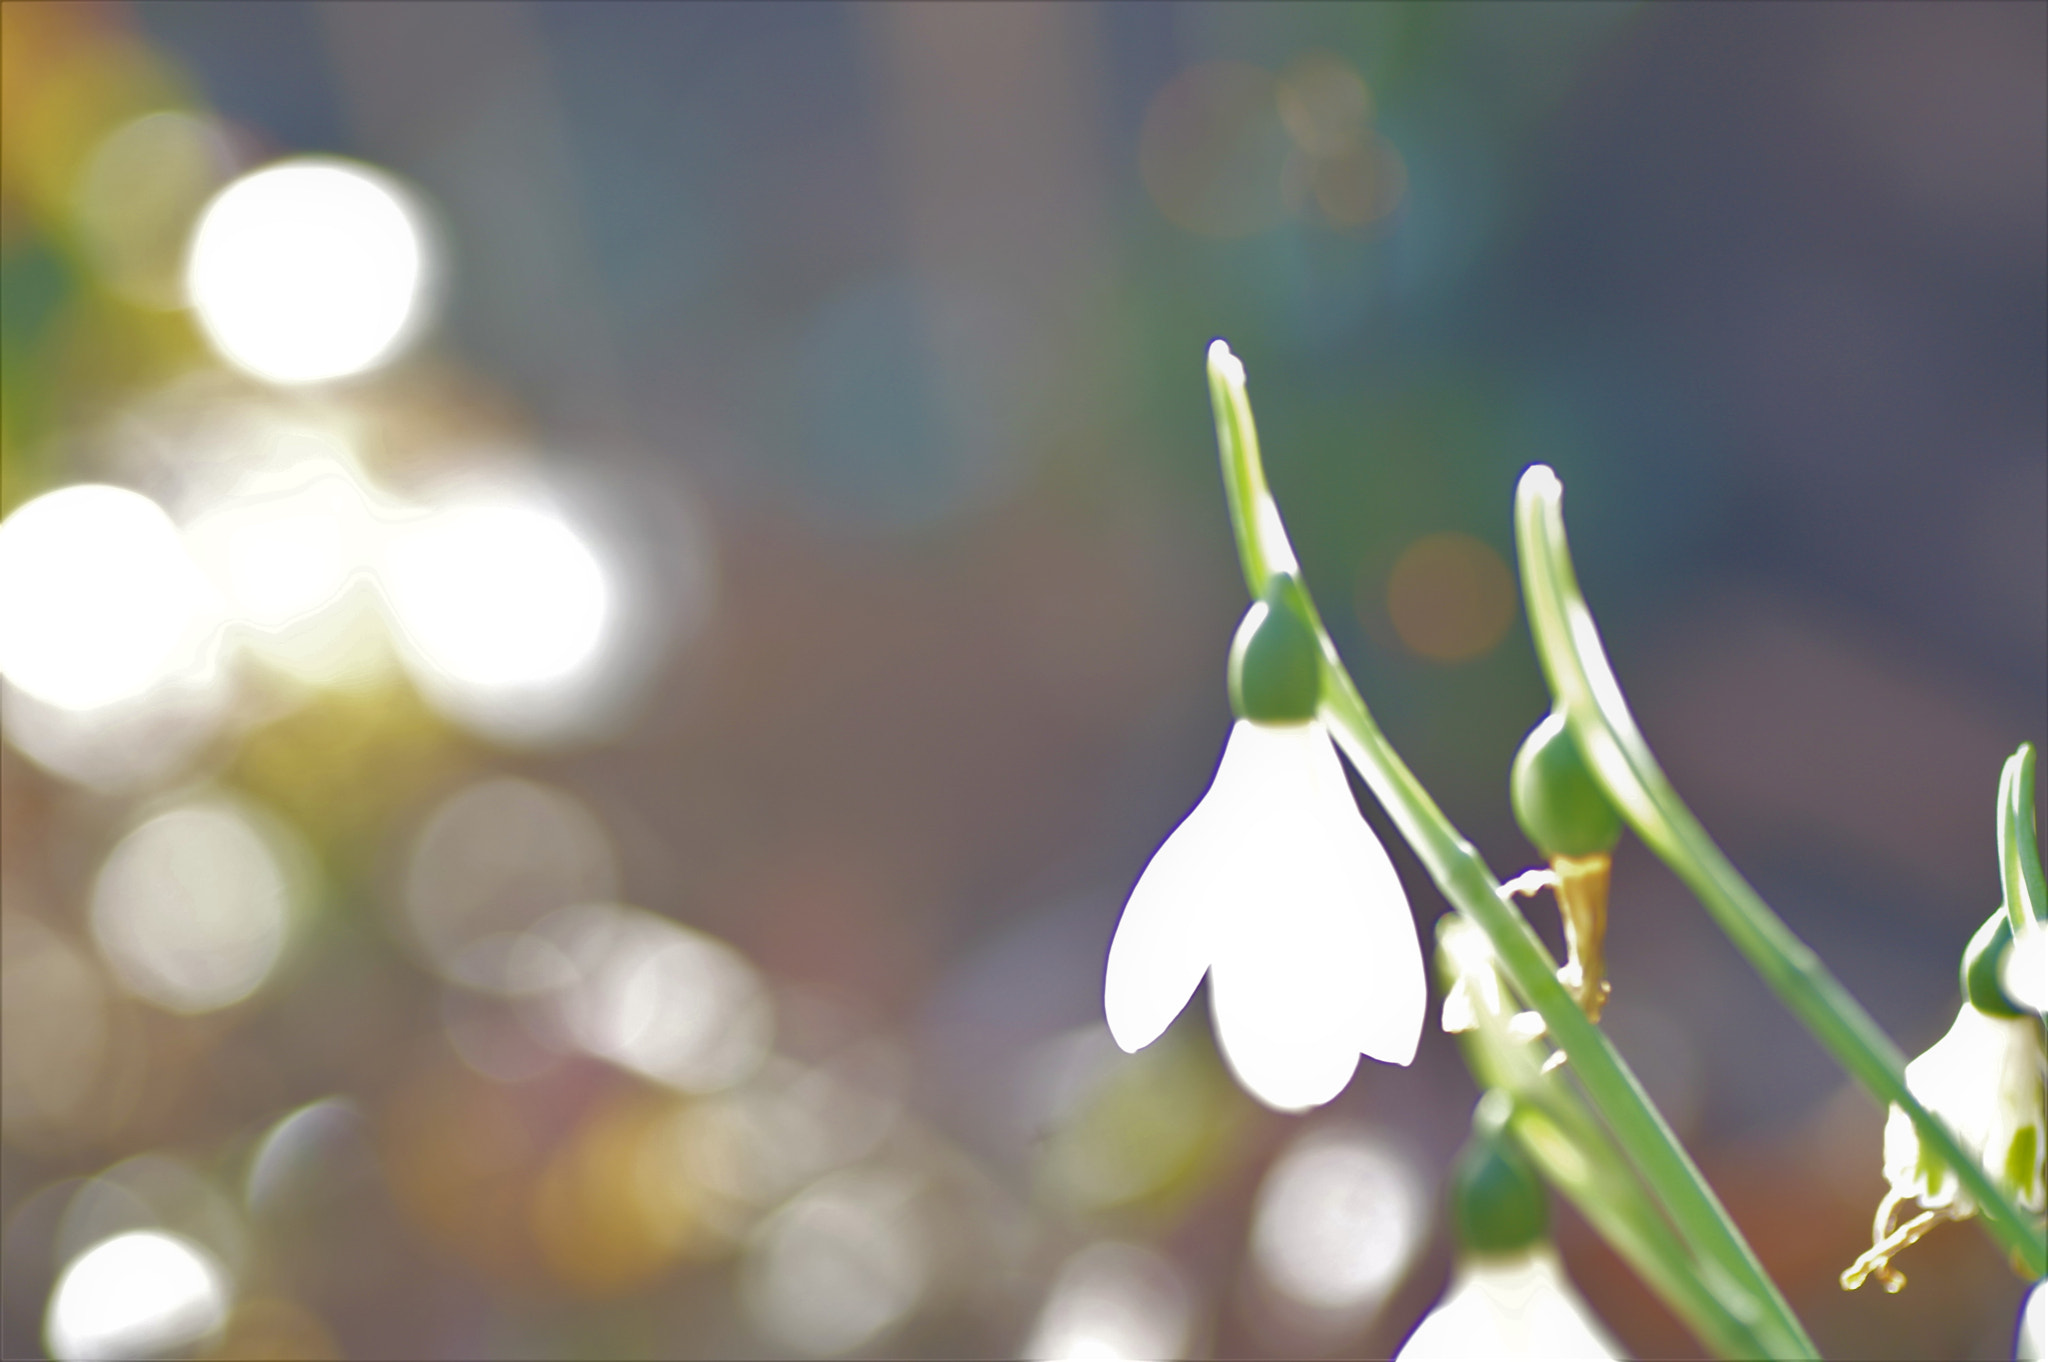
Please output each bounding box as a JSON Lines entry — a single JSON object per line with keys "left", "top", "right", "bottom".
{"left": 1228, "top": 578, "right": 1320, "bottom": 724}
{"left": 1511, "top": 711, "right": 1622, "bottom": 859}
{"left": 1963, "top": 908, "right": 2025, "bottom": 1018}
{"left": 1451, "top": 1092, "right": 1550, "bottom": 1257}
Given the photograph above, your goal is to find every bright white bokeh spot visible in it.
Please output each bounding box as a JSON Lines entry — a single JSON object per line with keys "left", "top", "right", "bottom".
{"left": 0, "top": 486, "right": 219, "bottom": 711}
{"left": 1395, "top": 1248, "right": 1619, "bottom": 1361}
{"left": 381, "top": 498, "right": 609, "bottom": 690}
{"left": 1251, "top": 1124, "right": 1426, "bottom": 1315}
{"left": 537, "top": 903, "right": 773, "bottom": 1094}
{"left": 741, "top": 1169, "right": 927, "bottom": 1357}
{"left": 89, "top": 801, "right": 294, "bottom": 1014}
{"left": 1024, "top": 1241, "right": 1194, "bottom": 1362}
{"left": 187, "top": 158, "right": 428, "bottom": 384}
{"left": 44, "top": 1230, "right": 228, "bottom": 1362}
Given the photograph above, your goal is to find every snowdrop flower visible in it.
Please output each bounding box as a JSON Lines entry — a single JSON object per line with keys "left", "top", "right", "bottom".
{"left": 2020, "top": 1279, "right": 2046, "bottom": 1362}
{"left": 1398, "top": 1094, "right": 1619, "bottom": 1361}
{"left": 1104, "top": 582, "right": 1425, "bottom": 1112}
{"left": 1397, "top": 1249, "right": 1619, "bottom": 1361}
{"left": 1844, "top": 910, "right": 2046, "bottom": 1292}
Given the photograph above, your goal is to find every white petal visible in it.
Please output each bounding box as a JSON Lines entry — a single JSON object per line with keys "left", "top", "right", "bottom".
{"left": 1204, "top": 722, "right": 1423, "bottom": 1109}
{"left": 1209, "top": 933, "right": 1363, "bottom": 1111}
{"left": 1294, "top": 731, "right": 1425, "bottom": 1066}
{"left": 1103, "top": 730, "right": 1246, "bottom": 1053}
{"left": 1886, "top": 1002, "right": 2047, "bottom": 1213}
{"left": 2007, "top": 921, "right": 2048, "bottom": 1014}
{"left": 1396, "top": 1248, "right": 1619, "bottom": 1360}
{"left": 2018, "top": 1279, "right": 2046, "bottom": 1362}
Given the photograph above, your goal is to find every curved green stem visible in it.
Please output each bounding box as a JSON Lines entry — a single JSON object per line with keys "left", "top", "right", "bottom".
{"left": 1514, "top": 463, "right": 2048, "bottom": 1280}
{"left": 1205, "top": 342, "right": 1817, "bottom": 1359}
{"left": 1998, "top": 744, "right": 2045, "bottom": 934}
{"left": 1439, "top": 919, "right": 1774, "bottom": 1359}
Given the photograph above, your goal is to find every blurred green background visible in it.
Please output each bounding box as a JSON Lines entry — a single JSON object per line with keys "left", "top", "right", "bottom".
{"left": 2, "top": 2, "right": 2041, "bottom": 1358}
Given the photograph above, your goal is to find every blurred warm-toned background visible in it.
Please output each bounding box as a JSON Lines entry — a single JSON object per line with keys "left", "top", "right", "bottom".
{"left": 2, "top": 3, "right": 2042, "bottom": 1358}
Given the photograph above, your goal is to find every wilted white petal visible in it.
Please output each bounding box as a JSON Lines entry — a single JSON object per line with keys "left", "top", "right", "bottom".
{"left": 1395, "top": 1247, "right": 1619, "bottom": 1361}
{"left": 1882, "top": 1002, "right": 2046, "bottom": 1215}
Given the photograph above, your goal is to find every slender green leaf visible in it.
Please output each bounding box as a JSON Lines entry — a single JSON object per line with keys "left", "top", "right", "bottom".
{"left": 1514, "top": 462, "right": 2047, "bottom": 1280}
{"left": 1205, "top": 344, "right": 1817, "bottom": 1359}
{"left": 1998, "top": 744, "right": 2045, "bottom": 933}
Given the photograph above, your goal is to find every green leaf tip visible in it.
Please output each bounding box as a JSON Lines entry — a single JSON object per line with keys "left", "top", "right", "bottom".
{"left": 1998, "top": 743, "right": 2044, "bottom": 933}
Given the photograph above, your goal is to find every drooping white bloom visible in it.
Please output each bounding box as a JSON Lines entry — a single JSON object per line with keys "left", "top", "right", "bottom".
{"left": 1882, "top": 1001, "right": 2046, "bottom": 1218}
{"left": 1104, "top": 720, "right": 1425, "bottom": 1112}
{"left": 2019, "top": 1279, "right": 2046, "bottom": 1362}
{"left": 1395, "top": 1246, "right": 1620, "bottom": 1361}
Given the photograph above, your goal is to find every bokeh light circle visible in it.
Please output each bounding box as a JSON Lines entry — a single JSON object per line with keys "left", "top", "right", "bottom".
{"left": 44, "top": 1230, "right": 228, "bottom": 1362}
{"left": 1250, "top": 1125, "right": 1425, "bottom": 1314}
{"left": 381, "top": 499, "right": 610, "bottom": 690}
{"left": 0, "top": 485, "right": 217, "bottom": 711}
{"left": 186, "top": 158, "right": 428, "bottom": 384}
{"left": 1024, "top": 1241, "right": 1193, "bottom": 1361}
{"left": 89, "top": 801, "right": 295, "bottom": 1015}
{"left": 1385, "top": 532, "right": 1517, "bottom": 663}
{"left": 741, "top": 1169, "right": 927, "bottom": 1357}
{"left": 1138, "top": 63, "right": 1292, "bottom": 239}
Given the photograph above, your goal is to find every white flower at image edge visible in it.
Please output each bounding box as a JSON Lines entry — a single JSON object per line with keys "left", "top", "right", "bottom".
{"left": 1105, "top": 719, "right": 1425, "bottom": 1111}
{"left": 1394, "top": 1247, "right": 1620, "bottom": 1361}
{"left": 2020, "top": 1279, "right": 2046, "bottom": 1362}
{"left": 1883, "top": 1001, "right": 2046, "bottom": 1217}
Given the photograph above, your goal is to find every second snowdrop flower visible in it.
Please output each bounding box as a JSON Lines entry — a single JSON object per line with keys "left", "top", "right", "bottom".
{"left": 1104, "top": 578, "right": 1427, "bottom": 1111}
{"left": 1843, "top": 908, "right": 2046, "bottom": 1293}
